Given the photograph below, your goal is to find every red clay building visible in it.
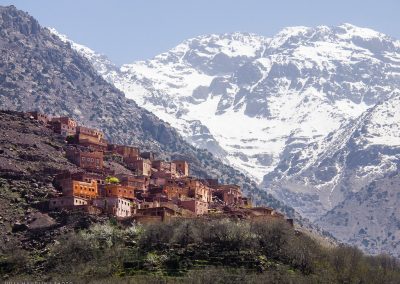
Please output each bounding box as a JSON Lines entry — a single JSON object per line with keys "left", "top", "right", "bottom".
{"left": 28, "top": 111, "right": 50, "bottom": 125}
{"left": 61, "top": 179, "right": 99, "bottom": 199}
{"left": 162, "top": 178, "right": 212, "bottom": 203}
{"left": 108, "top": 144, "right": 140, "bottom": 159}
{"left": 93, "top": 197, "right": 132, "bottom": 218}
{"left": 179, "top": 199, "right": 208, "bottom": 215}
{"left": 136, "top": 206, "right": 180, "bottom": 222}
{"left": 76, "top": 126, "right": 108, "bottom": 151}
{"left": 49, "top": 196, "right": 88, "bottom": 210}
{"left": 152, "top": 160, "right": 176, "bottom": 175}
{"left": 126, "top": 157, "right": 152, "bottom": 176}
{"left": 71, "top": 172, "right": 106, "bottom": 186}
{"left": 173, "top": 160, "right": 189, "bottom": 177}
{"left": 118, "top": 174, "right": 147, "bottom": 191}
{"left": 213, "top": 185, "right": 243, "bottom": 206}
{"left": 105, "top": 184, "right": 136, "bottom": 200}
{"left": 163, "top": 183, "right": 190, "bottom": 201}
{"left": 50, "top": 117, "right": 77, "bottom": 137}
{"left": 66, "top": 149, "right": 104, "bottom": 171}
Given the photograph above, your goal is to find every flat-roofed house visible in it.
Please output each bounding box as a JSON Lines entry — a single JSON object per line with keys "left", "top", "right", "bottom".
{"left": 172, "top": 160, "right": 189, "bottom": 177}
{"left": 212, "top": 185, "right": 243, "bottom": 206}
{"left": 49, "top": 196, "right": 88, "bottom": 210}
{"left": 179, "top": 199, "right": 208, "bottom": 215}
{"left": 50, "top": 117, "right": 77, "bottom": 137}
{"left": 76, "top": 126, "right": 108, "bottom": 151}
{"left": 93, "top": 197, "right": 132, "bottom": 218}
{"left": 108, "top": 144, "right": 140, "bottom": 160}
{"left": 126, "top": 157, "right": 152, "bottom": 176}
{"left": 152, "top": 160, "right": 176, "bottom": 175}
{"left": 104, "top": 184, "right": 136, "bottom": 200}
{"left": 66, "top": 149, "right": 104, "bottom": 171}
{"left": 60, "top": 178, "right": 99, "bottom": 199}
{"left": 28, "top": 111, "right": 50, "bottom": 125}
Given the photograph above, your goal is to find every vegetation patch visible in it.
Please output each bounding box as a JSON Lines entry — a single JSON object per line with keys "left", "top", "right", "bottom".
{"left": 1, "top": 218, "right": 400, "bottom": 283}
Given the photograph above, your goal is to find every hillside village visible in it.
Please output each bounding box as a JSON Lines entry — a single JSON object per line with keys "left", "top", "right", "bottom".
{"left": 27, "top": 111, "right": 292, "bottom": 225}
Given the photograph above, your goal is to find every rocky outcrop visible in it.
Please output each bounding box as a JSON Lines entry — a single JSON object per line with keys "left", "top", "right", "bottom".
{"left": 0, "top": 110, "right": 87, "bottom": 251}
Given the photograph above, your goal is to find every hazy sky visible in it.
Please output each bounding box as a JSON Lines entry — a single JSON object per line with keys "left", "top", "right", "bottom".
{"left": 1, "top": 0, "right": 399, "bottom": 65}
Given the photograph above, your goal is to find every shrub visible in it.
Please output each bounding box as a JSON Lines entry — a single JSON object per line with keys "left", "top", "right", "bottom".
{"left": 105, "top": 176, "right": 120, "bottom": 184}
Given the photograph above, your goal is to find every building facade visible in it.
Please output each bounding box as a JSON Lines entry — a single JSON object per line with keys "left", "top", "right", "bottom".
{"left": 66, "top": 149, "right": 104, "bottom": 171}
{"left": 105, "top": 184, "right": 136, "bottom": 200}
{"left": 50, "top": 117, "right": 77, "bottom": 137}
{"left": 93, "top": 197, "right": 132, "bottom": 218}
{"left": 49, "top": 196, "right": 88, "bottom": 210}
{"left": 173, "top": 160, "right": 189, "bottom": 177}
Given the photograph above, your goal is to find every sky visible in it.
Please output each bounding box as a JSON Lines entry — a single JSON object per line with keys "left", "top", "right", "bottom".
{"left": 1, "top": 0, "right": 399, "bottom": 65}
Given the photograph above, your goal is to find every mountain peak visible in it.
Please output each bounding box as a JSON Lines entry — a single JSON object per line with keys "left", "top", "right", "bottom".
{"left": 0, "top": 4, "right": 40, "bottom": 36}
{"left": 336, "top": 23, "right": 387, "bottom": 39}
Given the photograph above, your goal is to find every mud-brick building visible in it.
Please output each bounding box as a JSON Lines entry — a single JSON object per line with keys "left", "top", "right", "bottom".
{"left": 50, "top": 117, "right": 77, "bottom": 137}
{"left": 126, "top": 157, "right": 152, "bottom": 176}
{"left": 152, "top": 160, "right": 176, "bottom": 175}
{"left": 71, "top": 172, "right": 106, "bottom": 186}
{"left": 104, "top": 184, "right": 136, "bottom": 200}
{"left": 56, "top": 171, "right": 106, "bottom": 187}
{"left": 108, "top": 144, "right": 140, "bottom": 160}
{"left": 61, "top": 179, "right": 99, "bottom": 199}
{"left": 28, "top": 111, "right": 50, "bottom": 125}
{"left": 212, "top": 184, "right": 243, "bottom": 206}
{"left": 162, "top": 177, "right": 212, "bottom": 203}
{"left": 66, "top": 149, "right": 104, "bottom": 171}
{"left": 117, "top": 174, "right": 148, "bottom": 191}
{"left": 49, "top": 196, "right": 88, "bottom": 210}
{"left": 179, "top": 199, "right": 209, "bottom": 215}
{"left": 76, "top": 126, "right": 108, "bottom": 151}
{"left": 93, "top": 197, "right": 132, "bottom": 218}
{"left": 140, "top": 151, "right": 156, "bottom": 161}
{"left": 150, "top": 171, "right": 175, "bottom": 186}
{"left": 135, "top": 206, "right": 180, "bottom": 222}
{"left": 186, "top": 178, "right": 212, "bottom": 203}
{"left": 172, "top": 160, "right": 189, "bottom": 177}
{"left": 163, "top": 182, "right": 190, "bottom": 201}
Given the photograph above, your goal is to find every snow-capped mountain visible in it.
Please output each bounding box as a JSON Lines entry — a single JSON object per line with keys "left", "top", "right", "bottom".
{"left": 51, "top": 24, "right": 400, "bottom": 255}
{"left": 57, "top": 24, "right": 400, "bottom": 183}
{"left": 266, "top": 94, "right": 400, "bottom": 217}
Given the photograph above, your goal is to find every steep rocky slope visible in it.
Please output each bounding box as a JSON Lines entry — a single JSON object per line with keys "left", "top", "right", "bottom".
{"left": 0, "top": 110, "right": 97, "bottom": 253}
{"left": 317, "top": 172, "right": 400, "bottom": 257}
{"left": 266, "top": 95, "right": 400, "bottom": 220}
{"left": 0, "top": 5, "right": 295, "bottom": 217}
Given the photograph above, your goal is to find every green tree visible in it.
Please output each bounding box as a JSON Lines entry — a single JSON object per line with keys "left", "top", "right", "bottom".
{"left": 105, "top": 176, "right": 120, "bottom": 184}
